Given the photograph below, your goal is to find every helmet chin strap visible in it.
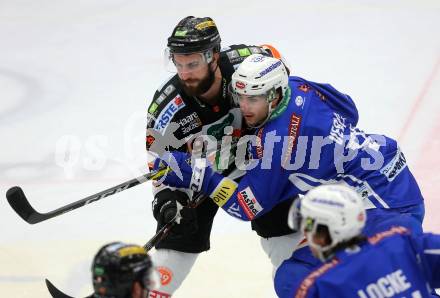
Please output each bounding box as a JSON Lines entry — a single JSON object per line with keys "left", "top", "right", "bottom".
{"left": 246, "top": 87, "right": 288, "bottom": 129}
{"left": 307, "top": 232, "right": 335, "bottom": 262}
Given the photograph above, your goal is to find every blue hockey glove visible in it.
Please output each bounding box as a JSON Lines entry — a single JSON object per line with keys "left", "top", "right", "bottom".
{"left": 152, "top": 151, "right": 214, "bottom": 193}
{"left": 153, "top": 151, "right": 239, "bottom": 208}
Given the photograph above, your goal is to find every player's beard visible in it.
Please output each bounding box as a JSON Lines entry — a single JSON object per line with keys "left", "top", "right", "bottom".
{"left": 180, "top": 67, "right": 215, "bottom": 97}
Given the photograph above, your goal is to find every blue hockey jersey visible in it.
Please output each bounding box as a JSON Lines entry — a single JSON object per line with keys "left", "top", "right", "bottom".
{"left": 278, "top": 226, "right": 440, "bottom": 298}
{"left": 213, "top": 76, "right": 423, "bottom": 221}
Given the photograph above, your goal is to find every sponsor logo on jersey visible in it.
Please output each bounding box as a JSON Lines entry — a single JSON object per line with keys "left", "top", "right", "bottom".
{"left": 259, "top": 60, "right": 282, "bottom": 77}
{"left": 298, "top": 83, "right": 311, "bottom": 93}
{"left": 163, "top": 84, "right": 176, "bottom": 96}
{"left": 146, "top": 135, "right": 155, "bottom": 150}
{"left": 182, "top": 121, "right": 202, "bottom": 134}
{"left": 177, "top": 112, "right": 200, "bottom": 127}
{"left": 149, "top": 102, "right": 159, "bottom": 114}
{"left": 380, "top": 148, "right": 407, "bottom": 182}
{"left": 178, "top": 112, "right": 202, "bottom": 135}
{"left": 315, "top": 89, "right": 326, "bottom": 101}
{"left": 296, "top": 259, "right": 340, "bottom": 298}
{"left": 157, "top": 266, "right": 173, "bottom": 286}
{"left": 147, "top": 113, "right": 155, "bottom": 127}
{"left": 237, "top": 187, "right": 263, "bottom": 220}
{"left": 368, "top": 226, "right": 408, "bottom": 245}
{"left": 295, "top": 95, "right": 304, "bottom": 107}
{"left": 227, "top": 203, "right": 242, "bottom": 218}
{"left": 256, "top": 128, "right": 264, "bottom": 159}
{"left": 226, "top": 50, "right": 239, "bottom": 61}
{"left": 282, "top": 113, "right": 302, "bottom": 166}
{"left": 156, "top": 93, "right": 167, "bottom": 105}
{"left": 237, "top": 48, "right": 251, "bottom": 57}
{"left": 207, "top": 113, "right": 234, "bottom": 140}
{"left": 329, "top": 112, "right": 346, "bottom": 145}
{"left": 210, "top": 178, "right": 237, "bottom": 207}
{"left": 249, "top": 46, "right": 263, "bottom": 54}
{"left": 154, "top": 95, "right": 186, "bottom": 134}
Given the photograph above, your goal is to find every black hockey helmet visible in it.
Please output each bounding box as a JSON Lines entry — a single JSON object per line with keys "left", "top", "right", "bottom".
{"left": 167, "top": 16, "right": 221, "bottom": 54}
{"left": 92, "top": 242, "right": 153, "bottom": 298}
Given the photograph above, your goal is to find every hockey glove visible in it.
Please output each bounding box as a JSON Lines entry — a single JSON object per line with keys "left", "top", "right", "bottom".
{"left": 152, "top": 189, "right": 198, "bottom": 236}
{"left": 152, "top": 151, "right": 214, "bottom": 193}
{"left": 153, "top": 151, "right": 238, "bottom": 208}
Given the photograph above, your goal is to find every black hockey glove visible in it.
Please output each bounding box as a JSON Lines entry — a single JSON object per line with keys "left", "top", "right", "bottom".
{"left": 152, "top": 189, "right": 198, "bottom": 237}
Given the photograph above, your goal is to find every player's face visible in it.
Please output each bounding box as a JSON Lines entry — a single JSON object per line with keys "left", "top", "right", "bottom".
{"left": 173, "top": 53, "right": 212, "bottom": 96}
{"left": 238, "top": 95, "right": 269, "bottom": 126}
{"left": 308, "top": 231, "right": 328, "bottom": 258}
{"left": 304, "top": 221, "right": 331, "bottom": 259}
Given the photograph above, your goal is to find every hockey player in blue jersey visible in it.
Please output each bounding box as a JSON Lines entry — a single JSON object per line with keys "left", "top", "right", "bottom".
{"left": 152, "top": 53, "right": 424, "bottom": 228}
{"left": 151, "top": 53, "right": 426, "bottom": 290}
{"left": 274, "top": 184, "right": 440, "bottom": 298}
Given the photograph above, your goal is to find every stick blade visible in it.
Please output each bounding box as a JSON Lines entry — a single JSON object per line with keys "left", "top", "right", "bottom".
{"left": 45, "top": 279, "right": 75, "bottom": 298}
{"left": 6, "top": 186, "right": 40, "bottom": 224}
{"left": 45, "top": 279, "right": 93, "bottom": 298}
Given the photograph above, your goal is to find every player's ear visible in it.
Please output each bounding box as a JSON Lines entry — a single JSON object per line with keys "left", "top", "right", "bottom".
{"left": 210, "top": 52, "right": 220, "bottom": 70}
{"left": 271, "top": 89, "right": 283, "bottom": 108}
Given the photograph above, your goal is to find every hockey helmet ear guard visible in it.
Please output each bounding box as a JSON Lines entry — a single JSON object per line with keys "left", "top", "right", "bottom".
{"left": 287, "top": 197, "right": 302, "bottom": 233}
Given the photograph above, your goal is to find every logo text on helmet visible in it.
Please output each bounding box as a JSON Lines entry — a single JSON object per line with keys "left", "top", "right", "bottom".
{"left": 250, "top": 55, "right": 265, "bottom": 63}
{"left": 235, "top": 81, "right": 246, "bottom": 89}
{"left": 310, "top": 197, "right": 345, "bottom": 208}
{"left": 174, "top": 30, "right": 187, "bottom": 37}
{"left": 259, "top": 60, "right": 282, "bottom": 77}
{"left": 195, "top": 20, "right": 216, "bottom": 30}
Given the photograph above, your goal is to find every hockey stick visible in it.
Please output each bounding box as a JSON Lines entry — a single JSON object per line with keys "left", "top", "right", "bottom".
{"left": 143, "top": 191, "right": 206, "bottom": 251}
{"left": 6, "top": 167, "right": 171, "bottom": 224}
{"left": 45, "top": 193, "right": 206, "bottom": 298}
{"left": 46, "top": 279, "right": 75, "bottom": 298}
{"left": 44, "top": 216, "right": 185, "bottom": 298}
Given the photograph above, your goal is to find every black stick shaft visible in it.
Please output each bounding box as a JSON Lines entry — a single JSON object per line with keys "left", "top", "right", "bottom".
{"left": 6, "top": 167, "right": 170, "bottom": 224}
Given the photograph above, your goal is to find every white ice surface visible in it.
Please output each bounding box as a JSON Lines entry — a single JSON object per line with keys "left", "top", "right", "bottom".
{"left": 1, "top": 1, "right": 439, "bottom": 297}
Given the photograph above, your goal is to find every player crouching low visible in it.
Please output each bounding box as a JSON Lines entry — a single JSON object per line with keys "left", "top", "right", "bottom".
{"left": 275, "top": 184, "right": 440, "bottom": 298}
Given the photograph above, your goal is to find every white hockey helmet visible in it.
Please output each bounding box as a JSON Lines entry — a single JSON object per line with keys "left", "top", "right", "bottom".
{"left": 231, "top": 54, "right": 289, "bottom": 102}
{"left": 288, "top": 184, "right": 366, "bottom": 261}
